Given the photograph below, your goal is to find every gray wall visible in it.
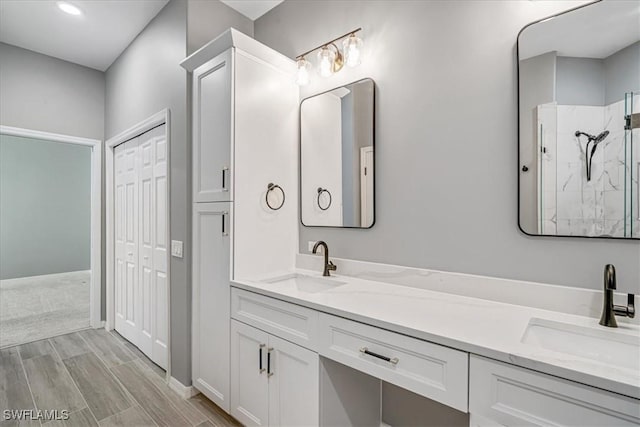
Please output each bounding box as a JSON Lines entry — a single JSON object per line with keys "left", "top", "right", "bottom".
{"left": 0, "top": 135, "right": 91, "bottom": 279}
{"left": 105, "top": 0, "right": 253, "bottom": 386}
{"left": 105, "top": 0, "right": 190, "bottom": 386}
{"left": 0, "top": 43, "right": 104, "bottom": 141}
{"left": 187, "top": 0, "right": 253, "bottom": 55}
{"left": 556, "top": 56, "right": 604, "bottom": 106}
{"left": 604, "top": 41, "right": 640, "bottom": 105}
{"left": 255, "top": 0, "right": 640, "bottom": 293}
{"left": 518, "top": 51, "right": 556, "bottom": 233}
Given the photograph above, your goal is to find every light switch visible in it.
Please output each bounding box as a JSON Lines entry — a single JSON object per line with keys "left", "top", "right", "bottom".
{"left": 171, "top": 240, "right": 183, "bottom": 258}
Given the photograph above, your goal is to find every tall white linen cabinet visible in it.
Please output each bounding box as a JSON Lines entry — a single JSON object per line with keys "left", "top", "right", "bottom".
{"left": 181, "top": 29, "right": 298, "bottom": 415}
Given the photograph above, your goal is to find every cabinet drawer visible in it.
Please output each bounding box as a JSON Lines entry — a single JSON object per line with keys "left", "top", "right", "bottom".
{"left": 231, "top": 288, "right": 318, "bottom": 351}
{"left": 469, "top": 355, "right": 640, "bottom": 426}
{"left": 318, "top": 313, "right": 469, "bottom": 412}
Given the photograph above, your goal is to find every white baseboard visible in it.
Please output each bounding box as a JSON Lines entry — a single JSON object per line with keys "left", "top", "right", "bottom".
{"left": 169, "top": 377, "right": 199, "bottom": 399}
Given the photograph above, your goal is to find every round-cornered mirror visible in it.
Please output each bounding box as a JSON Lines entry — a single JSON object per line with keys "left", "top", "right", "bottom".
{"left": 518, "top": 1, "right": 640, "bottom": 239}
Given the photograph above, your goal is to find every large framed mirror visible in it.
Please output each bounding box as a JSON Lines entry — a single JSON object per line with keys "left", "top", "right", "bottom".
{"left": 300, "top": 78, "right": 375, "bottom": 228}
{"left": 518, "top": 1, "right": 639, "bottom": 239}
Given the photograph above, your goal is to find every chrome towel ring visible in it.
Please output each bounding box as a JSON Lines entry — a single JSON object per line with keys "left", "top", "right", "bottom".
{"left": 317, "top": 187, "right": 332, "bottom": 211}
{"left": 266, "top": 183, "right": 285, "bottom": 210}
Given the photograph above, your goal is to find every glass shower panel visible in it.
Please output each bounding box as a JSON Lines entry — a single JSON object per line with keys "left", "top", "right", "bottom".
{"left": 624, "top": 91, "right": 639, "bottom": 238}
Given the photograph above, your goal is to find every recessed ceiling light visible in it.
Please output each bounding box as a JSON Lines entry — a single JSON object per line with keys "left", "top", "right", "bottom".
{"left": 57, "top": 1, "right": 83, "bottom": 16}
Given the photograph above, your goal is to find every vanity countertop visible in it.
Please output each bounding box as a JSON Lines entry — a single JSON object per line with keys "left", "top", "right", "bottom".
{"left": 232, "top": 270, "right": 640, "bottom": 400}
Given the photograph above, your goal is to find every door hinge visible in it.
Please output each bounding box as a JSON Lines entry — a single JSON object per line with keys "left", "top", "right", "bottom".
{"left": 625, "top": 113, "right": 640, "bottom": 130}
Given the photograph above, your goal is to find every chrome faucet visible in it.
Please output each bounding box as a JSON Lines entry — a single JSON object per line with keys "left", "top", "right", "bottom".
{"left": 312, "top": 241, "right": 336, "bottom": 277}
{"left": 599, "top": 264, "right": 635, "bottom": 328}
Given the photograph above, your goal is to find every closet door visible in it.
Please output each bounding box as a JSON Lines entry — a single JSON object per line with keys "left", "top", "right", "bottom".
{"left": 192, "top": 48, "right": 233, "bottom": 203}
{"left": 137, "top": 125, "right": 168, "bottom": 369}
{"left": 192, "top": 202, "right": 231, "bottom": 410}
{"left": 114, "top": 138, "right": 140, "bottom": 344}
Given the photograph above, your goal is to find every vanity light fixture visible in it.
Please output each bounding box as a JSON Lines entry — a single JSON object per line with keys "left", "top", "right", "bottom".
{"left": 57, "top": 1, "right": 83, "bottom": 16}
{"left": 296, "top": 57, "right": 312, "bottom": 85}
{"left": 295, "top": 28, "right": 363, "bottom": 85}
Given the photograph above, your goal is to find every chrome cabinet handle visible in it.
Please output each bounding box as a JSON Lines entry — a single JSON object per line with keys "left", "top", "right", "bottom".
{"left": 222, "top": 167, "right": 229, "bottom": 192}
{"left": 221, "top": 211, "right": 228, "bottom": 236}
{"left": 360, "top": 347, "right": 399, "bottom": 365}
{"left": 259, "top": 344, "right": 266, "bottom": 373}
{"left": 267, "top": 347, "right": 274, "bottom": 377}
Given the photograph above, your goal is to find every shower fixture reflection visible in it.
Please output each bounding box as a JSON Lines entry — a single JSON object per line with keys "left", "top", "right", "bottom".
{"left": 575, "top": 130, "right": 609, "bottom": 181}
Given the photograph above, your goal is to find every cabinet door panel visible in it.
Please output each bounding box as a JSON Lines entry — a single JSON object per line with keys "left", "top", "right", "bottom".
{"left": 469, "top": 355, "right": 640, "bottom": 426}
{"left": 192, "top": 202, "right": 231, "bottom": 410}
{"left": 268, "top": 335, "right": 319, "bottom": 427}
{"left": 231, "top": 320, "right": 269, "bottom": 426}
{"left": 193, "top": 49, "right": 232, "bottom": 202}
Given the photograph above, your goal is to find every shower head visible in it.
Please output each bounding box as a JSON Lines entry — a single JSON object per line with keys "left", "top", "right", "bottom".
{"left": 594, "top": 130, "right": 609, "bottom": 144}
{"left": 574, "top": 130, "right": 609, "bottom": 143}
{"left": 576, "top": 130, "right": 610, "bottom": 182}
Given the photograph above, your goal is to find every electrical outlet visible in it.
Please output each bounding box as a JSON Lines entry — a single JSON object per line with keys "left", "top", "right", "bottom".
{"left": 171, "top": 240, "right": 183, "bottom": 258}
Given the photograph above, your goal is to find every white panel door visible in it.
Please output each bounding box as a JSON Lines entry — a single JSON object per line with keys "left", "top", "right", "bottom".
{"left": 268, "top": 334, "right": 319, "bottom": 427}
{"left": 360, "top": 146, "right": 374, "bottom": 227}
{"left": 114, "top": 138, "right": 139, "bottom": 344}
{"left": 230, "top": 320, "right": 269, "bottom": 427}
{"left": 137, "top": 132, "right": 154, "bottom": 358}
{"left": 150, "top": 126, "right": 168, "bottom": 369}
{"left": 114, "top": 125, "right": 168, "bottom": 370}
{"left": 192, "top": 202, "right": 231, "bottom": 410}
{"left": 193, "top": 48, "right": 233, "bottom": 203}
{"left": 136, "top": 125, "right": 168, "bottom": 369}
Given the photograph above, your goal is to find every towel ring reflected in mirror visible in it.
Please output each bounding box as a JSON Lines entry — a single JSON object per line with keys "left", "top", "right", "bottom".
{"left": 317, "top": 187, "right": 332, "bottom": 211}
{"left": 266, "top": 183, "right": 285, "bottom": 210}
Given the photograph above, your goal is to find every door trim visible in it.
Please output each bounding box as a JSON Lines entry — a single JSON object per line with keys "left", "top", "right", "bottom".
{"left": 105, "top": 109, "right": 171, "bottom": 379}
{"left": 0, "top": 125, "right": 102, "bottom": 329}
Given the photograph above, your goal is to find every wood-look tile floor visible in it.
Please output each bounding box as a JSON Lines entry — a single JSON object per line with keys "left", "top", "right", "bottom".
{"left": 0, "top": 329, "right": 241, "bottom": 427}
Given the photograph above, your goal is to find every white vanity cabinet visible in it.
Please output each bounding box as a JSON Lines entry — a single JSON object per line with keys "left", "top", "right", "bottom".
{"left": 231, "top": 319, "right": 319, "bottom": 427}
{"left": 192, "top": 49, "right": 232, "bottom": 203}
{"left": 469, "top": 355, "right": 640, "bottom": 426}
{"left": 192, "top": 202, "right": 231, "bottom": 410}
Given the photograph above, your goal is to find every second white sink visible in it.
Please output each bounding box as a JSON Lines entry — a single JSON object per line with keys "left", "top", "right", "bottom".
{"left": 262, "top": 273, "right": 347, "bottom": 294}
{"left": 522, "top": 318, "right": 640, "bottom": 371}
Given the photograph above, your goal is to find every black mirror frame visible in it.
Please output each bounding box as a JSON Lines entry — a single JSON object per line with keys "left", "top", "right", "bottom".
{"left": 516, "top": 0, "right": 639, "bottom": 240}
{"left": 299, "top": 77, "right": 376, "bottom": 229}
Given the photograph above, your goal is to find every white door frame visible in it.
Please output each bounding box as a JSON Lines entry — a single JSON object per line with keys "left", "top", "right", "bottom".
{"left": 0, "top": 125, "right": 102, "bottom": 328}
{"left": 105, "top": 109, "right": 171, "bottom": 378}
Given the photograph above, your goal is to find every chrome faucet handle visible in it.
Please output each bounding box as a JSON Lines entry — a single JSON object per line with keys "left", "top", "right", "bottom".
{"left": 613, "top": 294, "right": 635, "bottom": 319}
{"left": 327, "top": 261, "right": 337, "bottom": 272}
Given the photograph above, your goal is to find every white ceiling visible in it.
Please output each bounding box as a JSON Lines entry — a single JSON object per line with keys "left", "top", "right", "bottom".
{"left": 0, "top": 0, "right": 169, "bottom": 71}
{"left": 519, "top": 0, "right": 640, "bottom": 60}
{"left": 220, "top": 0, "right": 283, "bottom": 20}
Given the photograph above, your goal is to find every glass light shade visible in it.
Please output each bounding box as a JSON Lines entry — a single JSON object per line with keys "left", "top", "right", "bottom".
{"left": 317, "top": 46, "right": 336, "bottom": 77}
{"left": 343, "top": 34, "right": 363, "bottom": 67}
{"left": 296, "top": 58, "right": 312, "bottom": 86}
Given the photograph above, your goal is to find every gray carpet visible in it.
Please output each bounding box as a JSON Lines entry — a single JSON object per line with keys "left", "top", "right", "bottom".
{"left": 0, "top": 271, "right": 90, "bottom": 348}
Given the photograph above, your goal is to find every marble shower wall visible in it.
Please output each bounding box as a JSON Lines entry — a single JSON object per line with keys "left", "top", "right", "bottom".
{"left": 538, "top": 96, "right": 639, "bottom": 237}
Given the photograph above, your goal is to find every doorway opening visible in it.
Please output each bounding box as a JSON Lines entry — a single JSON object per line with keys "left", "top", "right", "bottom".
{"left": 0, "top": 126, "right": 101, "bottom": 348}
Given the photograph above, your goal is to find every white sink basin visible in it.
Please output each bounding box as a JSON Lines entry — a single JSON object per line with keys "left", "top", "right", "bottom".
{"left": 522, "top": 318, "right": 640, "bottom": 371}
{"left": 262, "top": 273, "right": 346, "bottom": 294}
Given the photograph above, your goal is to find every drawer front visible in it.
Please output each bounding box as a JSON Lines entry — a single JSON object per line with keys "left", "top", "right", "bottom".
{"left": 469, "top": 355, "right": 640, "bottom": 426}
{"left": 231, "top": 287, "right": 319, "bottom": 351}
{"left": 318, "top": 313, "right": 469, "bottom": 412}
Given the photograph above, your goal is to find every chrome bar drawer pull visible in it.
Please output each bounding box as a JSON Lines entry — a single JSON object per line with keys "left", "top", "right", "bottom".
{"left": 259, "top": 344, "right": 266, "bottom": 373}
{"left": 267, "top": 347, "right": 274, "bottom": 377}
{"left": 360, "top": 347, "right": 399, "bottom": 365}
{"left": 222, "top": 167, "right": 229, "bottom": 192}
